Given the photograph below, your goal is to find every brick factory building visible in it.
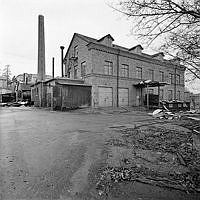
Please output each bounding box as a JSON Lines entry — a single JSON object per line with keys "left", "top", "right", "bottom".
{"left": 63, "top": 33, "right": 186, "bottom": 107}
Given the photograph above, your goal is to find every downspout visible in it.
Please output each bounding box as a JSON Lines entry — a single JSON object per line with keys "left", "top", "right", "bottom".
{"left": 174, "top": 67, "right": 177, "bottom": 101}
{"left": 116, "top": 49, "right": 120, "bottom": 107}
{"left": 158, "top": 85, "right": 160, "bottom": 107}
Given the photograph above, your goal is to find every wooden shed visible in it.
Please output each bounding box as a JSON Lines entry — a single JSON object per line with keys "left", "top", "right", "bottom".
{"left": 31, "top": 78, "right": 91, "bottom": 110}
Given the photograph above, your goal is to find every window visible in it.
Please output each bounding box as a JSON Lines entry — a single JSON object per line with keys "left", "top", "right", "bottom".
{"left": 74, "top": 46, "right": 78, "bottom": 57}
{"left": 148, "top": 69, "right": 154, "bottom": 81}
{"left": 67, "top": 71, "right": 70, "bottom": 78}
{"left": 159, "top": 71, "right": 164, "bottom": 82}
{"left": 104, "top": 61, "right": 113, "bottom": 75}
{"left": 148, "top": 89, "right": 154, "bottom": 94}
{"left": 176, "top": 74, "right": 180, "bottom": 85}
{"left": 74, "top": 66, "right": 78, "bottom": 79}
{"left": 121, "top": 64, "right": 129, "bottom": 77}
{"left": 160, "top": 89, "right": 164, "bottom": 100}
{"left": 136, "top": 67, "right": 142, "bottom": 79}
{"left": 169, "top": 73, "right": 174, "bottom": 84}
{"left": 81, "top": 62, "right": 86, "bottom": 78}
{"left": 36, "top": 87, "right": 39, "bottom": 96}
{"left": 177, "top": 91, "right": 181, "bottom": 100}
{"left": 168, "top": 90, "right": 173, "bottom": 101}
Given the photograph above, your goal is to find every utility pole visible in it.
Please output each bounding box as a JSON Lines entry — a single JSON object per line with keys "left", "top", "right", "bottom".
{"left": 52, "top": 57, "right": 55, "bottom": 78}
{"left": 4, "top": 65, "right": 10, "bottom": 89}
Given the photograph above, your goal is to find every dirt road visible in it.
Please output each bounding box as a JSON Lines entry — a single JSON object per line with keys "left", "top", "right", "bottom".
{"left": 0, "top": 107, "right": 199, "bottom": 200}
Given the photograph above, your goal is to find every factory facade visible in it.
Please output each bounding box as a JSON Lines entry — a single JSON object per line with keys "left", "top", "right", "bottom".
{"left": 63, "top": 33, "right": 186, "bottom": 107}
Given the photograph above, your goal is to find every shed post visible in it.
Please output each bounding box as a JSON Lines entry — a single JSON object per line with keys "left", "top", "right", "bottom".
{"left": 158, "top": 85, "right": 160, "bottom": 108}
{"left": 147, "top": 85, "right": 149, "bottom": 109}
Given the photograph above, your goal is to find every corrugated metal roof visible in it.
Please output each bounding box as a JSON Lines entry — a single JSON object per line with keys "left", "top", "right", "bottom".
{"left": 56, "top": 82, "right": 92, "bottom": 87}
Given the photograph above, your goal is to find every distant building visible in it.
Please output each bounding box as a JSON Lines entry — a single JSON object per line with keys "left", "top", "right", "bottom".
{"left": 0, "top": 76, "right": 13, "bottom": 102}
{"left": 15, "top": 73, "right": 52, "bottom": 102}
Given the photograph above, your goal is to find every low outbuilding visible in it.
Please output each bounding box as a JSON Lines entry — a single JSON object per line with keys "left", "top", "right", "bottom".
{"left": 31, "top": 77, "right": 91, "bottom": 110}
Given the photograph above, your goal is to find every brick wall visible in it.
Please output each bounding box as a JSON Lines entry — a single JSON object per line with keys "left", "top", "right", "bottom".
{"left": 64, "top": 34, "right": 185, "bottom": 107}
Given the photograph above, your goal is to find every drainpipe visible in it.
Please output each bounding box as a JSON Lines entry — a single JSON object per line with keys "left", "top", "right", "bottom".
{"left": 174, "top": 67, "right": 177, "bottom": 101}
{"left": 116, "top": 49, "right": 120, "bottom": 107}
{"left": 158, "top": 85, "right": 160, "bottom": 108}
{"left": 52, "top": 57, "right": 55, "bottom": 78}
{"left": 60, "top": 46, "right": 65, "bottom": 77}
{"left": 147, "top": 84, "right": 149, "bottom": 109}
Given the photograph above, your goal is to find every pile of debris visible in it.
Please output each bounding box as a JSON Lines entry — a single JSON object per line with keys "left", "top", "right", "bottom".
{"left": 151, "top": 109, "right": 181, "bottom": 120}
{"left": 96, "top": 125, "right": 200, "bottom": 196}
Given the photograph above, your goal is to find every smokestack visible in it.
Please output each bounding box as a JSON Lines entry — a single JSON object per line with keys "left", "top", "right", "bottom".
{"left": 37, "top": 15, "right": 45, "bottom": 81}
{"left": 60, "top": 46, "right": 64, "bottom": 77}
{"left": 52, "top": 57, "right": 55, "bottom": 78}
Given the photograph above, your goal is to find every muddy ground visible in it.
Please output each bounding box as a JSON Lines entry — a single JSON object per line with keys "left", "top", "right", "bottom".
{"left": 0, "top": 106, "right": 200, "bottom": 200}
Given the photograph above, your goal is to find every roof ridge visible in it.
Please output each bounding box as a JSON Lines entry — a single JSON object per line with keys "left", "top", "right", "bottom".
{"left": 75, "top": 33, "right": 97, "bottom": 43}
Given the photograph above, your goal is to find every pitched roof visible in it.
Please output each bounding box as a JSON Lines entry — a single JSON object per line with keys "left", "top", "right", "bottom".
{"left": 129, "top": 45, "right": 144, "bottom": 51}
{"left": 75, "top": 33, "right": 132, "bottom": 52}
{"left": 97, "top": 34, "right": 114, "bottom": 42}
{"left": 75, "top": 33, "right": 97, "bottom": 43}
{"left": 152, "top": 52, "right": 164, "bottom": 57}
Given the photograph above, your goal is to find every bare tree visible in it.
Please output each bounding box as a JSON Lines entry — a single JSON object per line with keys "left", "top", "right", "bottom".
{"left": 111, "top": 0, "right": 200, "bottom": 79}
{"left": 2, "top": 65, "right": 12, "bottom": 88}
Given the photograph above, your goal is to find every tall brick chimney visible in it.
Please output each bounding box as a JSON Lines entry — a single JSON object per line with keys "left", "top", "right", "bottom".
{"left": 37, "top": 15, "right": 45, "bottom": 81}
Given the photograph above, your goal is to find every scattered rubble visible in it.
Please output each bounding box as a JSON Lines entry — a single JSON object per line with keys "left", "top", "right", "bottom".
{"left": 97, "top": 124, "right": 200, "bottom": 196}
{"left": 151, "top": 109, "right": 181, "bottom": 120}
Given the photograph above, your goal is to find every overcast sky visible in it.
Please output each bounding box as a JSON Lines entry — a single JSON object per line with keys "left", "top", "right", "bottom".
{"left": 0, "top": 0, "right": 143, "bottom": 77}
{"left": 0, "top": 0, "right": 199, "bottom": 93}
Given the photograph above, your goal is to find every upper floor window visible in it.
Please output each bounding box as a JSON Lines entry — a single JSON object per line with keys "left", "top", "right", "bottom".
{"left": 104, "top": 61, "right": 113, "bottom": 75}
{"left": 169, "top": 73, "right": 174, "bottom": 84}
{"left": 121, "top": 64, "right": 129, "bottom": 77}
{"left": 81, "top": 62, "right": 86, "bottom": 78}
{"left": 74, "top": 46, "right": 78, "bottom": 57}
{"left": 74, "top": 65, "right": 78, "bottom": 79}
{"left": 159, "top": 71, "right": 164, "bottom": 82}
{"left": 177, "top": 91, "right": 181, "bottom": 100}
{"left": 176, "top": 74, "right": 180, "bottom": 85}
{"left": 136, "top": 67, "right": 142, "bottom": 79}
{"left": 68, "top": 72, "right": 70, "bottom": 78}
{"left": 36, "top": 87, "right": 39, "bottom": 96}
{"left": 148, "top": 69, "right": 154, "bottom": 81}
{"left": 168, "top": 90, "right": 173, "bottom": 101}
{"left": 148, "top": 89, "right": 154, "bottom": 94}
{"left": 160, "top": 89, "right": 164, "bottom": 100}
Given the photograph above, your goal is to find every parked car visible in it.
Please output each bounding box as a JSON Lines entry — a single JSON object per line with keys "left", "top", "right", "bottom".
{"left": 11, "top": 102, "right": 22, "bottom": 107}
{"left": 0, "top": 102, "right": 8, "bottom": 107}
